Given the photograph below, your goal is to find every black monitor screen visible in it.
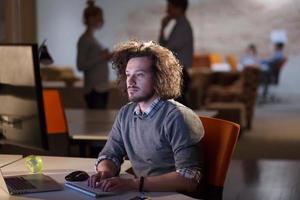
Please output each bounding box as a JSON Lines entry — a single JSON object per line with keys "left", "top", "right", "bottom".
{"left": 0, "top": 44, "right": 48, "bottom": 150}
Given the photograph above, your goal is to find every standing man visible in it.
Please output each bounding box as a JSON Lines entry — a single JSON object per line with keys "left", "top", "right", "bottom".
{"left": 159, "top": 0, "right": 193, "bottom": 106}
{"left": 88, "top": 40, "right": 205, "bottom": 197}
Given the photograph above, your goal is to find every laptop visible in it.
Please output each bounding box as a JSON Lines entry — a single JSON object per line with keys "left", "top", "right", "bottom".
{"left": 65, "top": 180, "right": 117, "bottom": 197}
{"left": 0, "top": 168, "right": 63, "bottom": 195}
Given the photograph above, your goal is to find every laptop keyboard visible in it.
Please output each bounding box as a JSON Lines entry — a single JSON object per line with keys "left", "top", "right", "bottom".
{"left": 5, "top": 176, "right": 36, "bottom": 190}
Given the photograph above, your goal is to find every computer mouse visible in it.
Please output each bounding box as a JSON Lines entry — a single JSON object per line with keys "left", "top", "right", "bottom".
{"left": 65, "top": 170, "right": 90, "bottom": 182}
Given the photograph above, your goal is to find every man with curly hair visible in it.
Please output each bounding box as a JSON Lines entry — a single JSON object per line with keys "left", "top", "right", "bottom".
{"left": 88, "top": 40, "right": 205, "bottom": 196}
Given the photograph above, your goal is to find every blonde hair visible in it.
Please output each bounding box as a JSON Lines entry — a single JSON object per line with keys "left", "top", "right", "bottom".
{"left": 112, "top": 40, "right": 183, "bottom": 100}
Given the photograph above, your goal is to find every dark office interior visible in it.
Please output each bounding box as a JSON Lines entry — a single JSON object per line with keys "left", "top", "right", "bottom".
{"left": 1, "top": 0, "right": 300, "bottom": 199}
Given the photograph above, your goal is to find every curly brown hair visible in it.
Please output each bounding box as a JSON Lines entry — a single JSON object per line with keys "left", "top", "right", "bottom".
{"left": 112, "top": 40, "right": 183, "bottom": 100}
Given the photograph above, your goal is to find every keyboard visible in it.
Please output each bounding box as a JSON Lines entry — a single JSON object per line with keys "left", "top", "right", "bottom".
{"left": 5, "top": 177, "right": 36, "bottom": 190}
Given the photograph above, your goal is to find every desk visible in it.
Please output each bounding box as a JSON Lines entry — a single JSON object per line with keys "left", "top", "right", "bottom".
{"left": 66, "top": 109, "right": 217, "bottom": 141}
{"left": 188, "top": 67, "right": 241, "bottom": 109}
{"left": 223, "top": 159, "right": 300, "bottom": 200}
{"left": 66, "top": 109, "right": 217, "bottom": 157}
{"left": 66, "top": 109, "right": 118, "bottom": 141}
{"left": 2, "top": 157, "right": 299, "bottom": 199}
{"left": 0, "top": 154, "right": 23, "bottom": 168}
{"left": 0, "top": 156, "right": 196, "bottom": 200}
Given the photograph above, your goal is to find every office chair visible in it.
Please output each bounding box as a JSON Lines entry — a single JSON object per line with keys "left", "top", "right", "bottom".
{"left": 199, "top": 116, "right": 240, "bottom": 200}
{"left": 261, "top": 57, "right": 287, "bottom": 103}
{"left": 225, "top": 54, "right": 238, "bottom": 71}
{"left": 270, "top": 56, "right": 287, "bottom": 85}
{"left": 125, "top": 116, "right": 239, "bottom": 199}
{"left": 43, "top": 89, "right": 70, "bottom": 156}
{"left": 209, "top": 53, "right": 223, "bottom": 65}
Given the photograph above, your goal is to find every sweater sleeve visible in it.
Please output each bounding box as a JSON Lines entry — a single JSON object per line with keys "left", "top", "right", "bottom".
{"left": 165, "top": 108, "right": 204, "bottom": 170}
{"left": 97, "top": 108, "right": 127, "bottom": 170}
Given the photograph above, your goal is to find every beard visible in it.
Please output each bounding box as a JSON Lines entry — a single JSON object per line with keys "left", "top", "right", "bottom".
{"left": 128, "top": 89, "right": 155, "bottom": 103}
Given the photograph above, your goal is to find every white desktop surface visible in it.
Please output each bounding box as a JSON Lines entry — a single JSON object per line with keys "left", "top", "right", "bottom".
{"left": 0, "top": 156, "right": 197, "bottom": 200}
{"left": 0, "top": 154, "right": 23, "bottom": 168}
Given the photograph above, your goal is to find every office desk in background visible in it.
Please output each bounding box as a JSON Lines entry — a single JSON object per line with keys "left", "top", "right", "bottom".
{"left": 66, "top": 109, "right": 117, "bottom": 141}
{"left": 65, "top": 109, "right": 217, "bottom": 157}
{"left": 66, "top": 109, "right": 218, "bottom": 141}
{"left": 0, "top": 156, "right": 196, "bottom": 200}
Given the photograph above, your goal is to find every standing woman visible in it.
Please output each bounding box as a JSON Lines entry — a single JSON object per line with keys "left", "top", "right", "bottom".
{"left": 77, "top": 0, "right": 111, "bottom": 109}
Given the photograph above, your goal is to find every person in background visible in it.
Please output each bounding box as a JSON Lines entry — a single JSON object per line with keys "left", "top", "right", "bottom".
{"left": 261, "top": 42, "right": 285, "bottom": 71}
{"left": 77, "top": 0, "right": 111, "bottom": 109}
{"left": 260, "top": 42, "right": 286, "bottom": 99}
{"left": 159, "top": 0, "right": 193, "bottom": 106}
{"left": 240, "top": 43, "right": 260, "bottom": 69}
{"left": 88, "top": 40, "right": 205, "bottom": 197}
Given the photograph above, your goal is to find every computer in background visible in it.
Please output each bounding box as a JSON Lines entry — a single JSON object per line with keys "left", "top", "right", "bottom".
{"left": 0, "top": 44, "right": 48, "bottom": 152}
{"left": 0, "top": 44, "right": 63, "bottom": 195}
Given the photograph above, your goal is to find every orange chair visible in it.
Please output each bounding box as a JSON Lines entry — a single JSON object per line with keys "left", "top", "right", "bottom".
{"left": 192, "top": 54, "right": 211, "bottom": 68}
{"left": 43, "top": 89, "right": 69, "bottom": 155}
{"left": 199, "top": 116, "right": 240, "bottom": 199}
{"left": 226, "top": 54, "right": 238, "bottom": 71}
{"left": 209, "top": 53, "right": 223, "bottom": 64}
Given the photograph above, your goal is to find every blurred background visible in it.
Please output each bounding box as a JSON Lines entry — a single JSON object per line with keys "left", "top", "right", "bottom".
{"left": 1, "top": 0, "right": 300, "bottom": 158}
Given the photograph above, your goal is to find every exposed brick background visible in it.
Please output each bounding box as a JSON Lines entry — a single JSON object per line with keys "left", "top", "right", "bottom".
{"left": 124, "top": 0, "right": 300, "bottom": 57}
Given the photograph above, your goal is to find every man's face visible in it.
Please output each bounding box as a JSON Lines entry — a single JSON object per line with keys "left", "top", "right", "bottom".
{"left": 167, "top": 3, "right": 182, "bottom": 18}
{"left": 167, "top": 3, "right": 177, "bottom": 18}
{"left": 125, "top": 56, "right": 155, "bottom": 103}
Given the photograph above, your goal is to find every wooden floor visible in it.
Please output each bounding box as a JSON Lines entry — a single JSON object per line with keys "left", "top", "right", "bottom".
{"left": 224, "top": 54, "right": 300, "bottom": 199}
{"left": 234, "top": 54, "right": 300, "bottom": 160}
{"left": 224, "top": 160, "right": 300, "bottom": 200}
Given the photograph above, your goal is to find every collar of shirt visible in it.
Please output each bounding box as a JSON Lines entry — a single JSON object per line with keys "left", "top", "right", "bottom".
{"left": 133, "top": 97, "right": 161, "bottom": 117}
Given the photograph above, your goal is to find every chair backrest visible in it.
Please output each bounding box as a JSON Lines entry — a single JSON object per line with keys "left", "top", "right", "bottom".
{"left": 192, "top": 54, "right": 211, "bottom": 68}
{"left": 199, "top": 116, "right": 240, "bottom": 188}
{"left": 209, "top": 53, "right": 223, "bottom": 65}
{"left": 43, "top": 89, "right": 68, "bottom": 134}
{"left": 226, "top": 54, "right": 238, "bottom": 71}
{"left": 270, "top": 56, "right": 288, "bottom": 85}
{"left": 43, "top": 89, "right": 70, "bottom": 156}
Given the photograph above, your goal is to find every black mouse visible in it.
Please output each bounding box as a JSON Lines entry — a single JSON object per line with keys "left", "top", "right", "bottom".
{"left": 65, "top": 170, "right": 90, "bottom": 182}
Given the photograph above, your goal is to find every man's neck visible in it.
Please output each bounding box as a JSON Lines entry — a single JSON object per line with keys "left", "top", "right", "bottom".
{"left": 138, "top": 95, "right": 159, "bottom": 112}
{"left": 173, "top": 11, "right": 185, "bottom": 20}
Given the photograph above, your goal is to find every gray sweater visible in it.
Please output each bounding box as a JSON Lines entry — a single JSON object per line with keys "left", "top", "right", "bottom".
{"left": 99, "top": 100, "right": 204, "bottom": 177}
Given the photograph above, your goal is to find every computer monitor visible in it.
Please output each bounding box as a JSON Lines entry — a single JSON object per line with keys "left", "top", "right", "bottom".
{"left": 0, "top": 44, "right": 48, "bottom": 151}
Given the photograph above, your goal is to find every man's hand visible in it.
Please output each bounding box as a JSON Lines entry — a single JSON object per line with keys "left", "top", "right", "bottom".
{"left": 101, "top": 49, "right": 112, "bottom": 61}
{"left": 87, "top": 171, "right": 114, "bottom": 188}
{"left": 88, "top": 159, "right": 118, "bottom": 188}
{"left": 161, "top": 15, "right": 172, "bottom": 29}
{"left": 97, "top": 177, "right": 138, "bottom": 192}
